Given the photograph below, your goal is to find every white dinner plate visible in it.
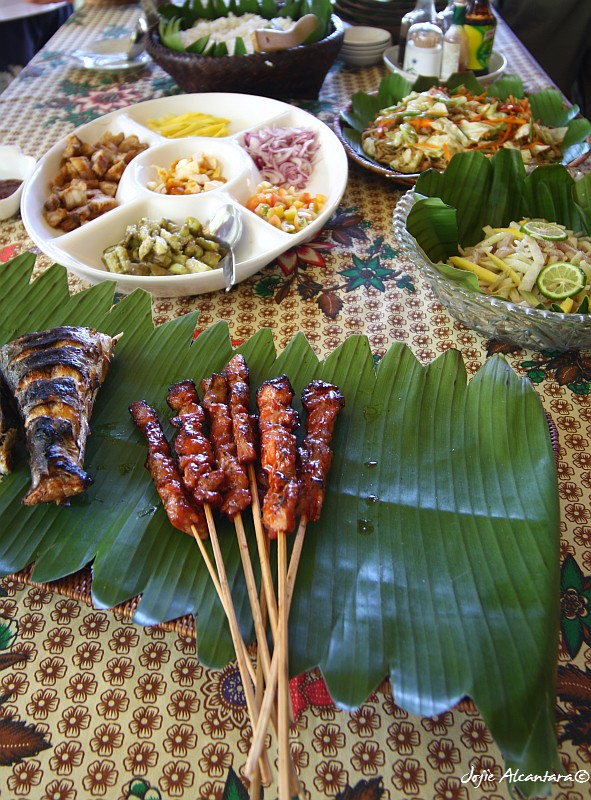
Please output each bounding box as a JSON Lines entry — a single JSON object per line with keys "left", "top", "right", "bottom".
{"left": 21, "top": 93, "right": 348, "bottom": 297}
{"left": 382, "top": 47, "right": 507, "bottom": 85}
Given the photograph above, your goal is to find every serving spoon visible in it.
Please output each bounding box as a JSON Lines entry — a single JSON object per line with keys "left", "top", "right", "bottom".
{"left": 252, "top": 14, "right": 319, "bottom": 52}
{"left": 206, "top": 204, "right": 243, "bottom": 292}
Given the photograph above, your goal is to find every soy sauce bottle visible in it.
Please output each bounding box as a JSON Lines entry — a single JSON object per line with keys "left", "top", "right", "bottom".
{"left": 464, "top": 0, "right": 497, "bottom": 75}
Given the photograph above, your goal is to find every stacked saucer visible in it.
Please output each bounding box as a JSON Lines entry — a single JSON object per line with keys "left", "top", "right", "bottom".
{"left": 341, "top": 25, "right": 392, "bottom": 67}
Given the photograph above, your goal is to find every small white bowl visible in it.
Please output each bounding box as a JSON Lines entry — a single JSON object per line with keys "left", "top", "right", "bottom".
{"left": 382, "top": 46, "right": 507, "bottom": 85}
{"left": 343, "top": 26, "right": 392, "bottom": 46}
{"left": 343, "top": 51, "right": 389, "bottom": 67}
{"left": 342, "top": 43, "right": 392, "bottom": 55}
{"left": 0, "top": 145, "right": 37, "bottom": 221}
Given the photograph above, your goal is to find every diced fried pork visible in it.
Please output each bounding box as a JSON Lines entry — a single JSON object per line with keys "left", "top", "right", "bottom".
{"left": 43, "top": 131, "right": 148, "bottom": 232}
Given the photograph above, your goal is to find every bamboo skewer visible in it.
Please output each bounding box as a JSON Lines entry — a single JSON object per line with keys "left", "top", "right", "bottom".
{"left": 248, "top": 463, "right": 279, "bottom": 640}
{"left": 249, "top": 573, "right": 268, "bottom": 800}
{"left": 245, "top": 516, "right": 308, "bottom": 779}
{"left": 277, "top": 530, "right": 291, "bottom": 800}
{"left": 236, "top": 510, "right": 303, "bottom": 799}
{"left": 234, "top": 512, "right": 272, "bottom": 680}
{"left": 193, "top": 517, "right": 302, "bottom": 796}
{"left": 286, "top": 515, "right": 307, "bottom": 603}
{"left": 200, "top": 506, "right": 273, "bottom": 786}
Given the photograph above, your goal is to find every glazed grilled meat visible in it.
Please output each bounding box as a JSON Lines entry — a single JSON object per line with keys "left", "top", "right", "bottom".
{"left": 297, "top": 380, "right": 345, "bottom": 522}
{"left": 222, "top": 354, "right": 257, "bottom": 466}
{"left": 201, "top": 372, "right": 251, "bottom": 518}
{"left": 167, "top": 380, "right": 226, "bottom": 507}
{"left": 129, "top": 399, "right": 207, "bottom": 538}
{"left": 256, "top": 376, "right": 300, "bottom": 537}
{"left": 0, "top": 326, "right": 116, "bottom": 505}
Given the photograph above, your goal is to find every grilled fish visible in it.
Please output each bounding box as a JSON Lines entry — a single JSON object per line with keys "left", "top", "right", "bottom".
{"left": 0, "top": 326, "right": 116, "bottom": 505}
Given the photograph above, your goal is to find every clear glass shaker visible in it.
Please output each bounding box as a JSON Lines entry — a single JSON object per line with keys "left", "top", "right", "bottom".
{"left": 398, "top": 0, "right": 437, "bottom": 66}
{"left": 402, "top": 21, "right": 443, "bottom": 77}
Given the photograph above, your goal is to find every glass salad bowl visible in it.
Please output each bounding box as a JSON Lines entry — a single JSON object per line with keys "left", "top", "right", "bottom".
{"left": 393, "top": 190, "right": 591, "bottom": 351}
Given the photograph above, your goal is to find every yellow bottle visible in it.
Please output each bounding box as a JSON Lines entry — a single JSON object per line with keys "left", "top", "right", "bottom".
{"left": 464, "top": 0, "right": 497, "bottom": 75}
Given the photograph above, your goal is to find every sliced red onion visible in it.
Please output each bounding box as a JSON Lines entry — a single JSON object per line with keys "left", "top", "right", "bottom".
{"left": 243, "top": 127, "right": 320, "bottom": 190}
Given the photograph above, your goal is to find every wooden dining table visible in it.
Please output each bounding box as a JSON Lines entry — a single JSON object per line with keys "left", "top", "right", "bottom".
{"left": 0, "top": 4, "right": 590, "bottom": 799}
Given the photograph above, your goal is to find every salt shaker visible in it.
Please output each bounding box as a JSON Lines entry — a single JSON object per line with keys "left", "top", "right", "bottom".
{"left": 402, "top": 21, "right": 443, "bottom": 77}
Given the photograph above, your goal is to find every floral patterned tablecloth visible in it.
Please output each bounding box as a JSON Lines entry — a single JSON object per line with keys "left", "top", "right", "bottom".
{"left": 0, "top": 6, "right": 590, "bottom": 800}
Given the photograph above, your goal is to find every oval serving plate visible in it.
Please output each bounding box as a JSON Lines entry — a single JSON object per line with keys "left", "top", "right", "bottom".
{"left": 335, "top": 74, "right": 591, "bottom": 187}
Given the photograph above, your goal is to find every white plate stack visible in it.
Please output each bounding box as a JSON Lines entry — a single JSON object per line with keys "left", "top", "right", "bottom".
{"left": 341, "top": 25, "right": 392, "bottom": 67}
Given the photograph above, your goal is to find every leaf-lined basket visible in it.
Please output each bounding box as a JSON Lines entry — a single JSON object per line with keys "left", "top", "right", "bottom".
{"left": 396, "top": 149, "right": 591, "bottom": 350}
{"left": 337, "top": 72, "right": 591, "bottom": 185}
{"left": 0, "top": 256, "right": 560, "bottom": 795}
{"left": 157, "top": 0, "right": 333, "bottom": 54}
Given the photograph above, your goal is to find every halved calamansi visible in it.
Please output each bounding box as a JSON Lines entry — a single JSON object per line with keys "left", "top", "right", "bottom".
{"left": 536, "top": 262, "right": 586, "bottom": 300}
{"left": 520, "top": 220, "right": 568, "bottom": 241}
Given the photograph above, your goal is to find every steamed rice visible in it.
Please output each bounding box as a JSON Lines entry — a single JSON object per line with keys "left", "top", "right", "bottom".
{"left": 179, "top": 13, "right": 293, "bottom": 55}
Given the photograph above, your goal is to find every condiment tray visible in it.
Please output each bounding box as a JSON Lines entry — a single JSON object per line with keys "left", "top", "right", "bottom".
{"left": 21, "top": 93, "right": 349, "bottom": 296}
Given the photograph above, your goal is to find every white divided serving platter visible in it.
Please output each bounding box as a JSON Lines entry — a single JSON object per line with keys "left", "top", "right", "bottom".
{"left": 21, "top": 93, "right": 349, "bottom": 297}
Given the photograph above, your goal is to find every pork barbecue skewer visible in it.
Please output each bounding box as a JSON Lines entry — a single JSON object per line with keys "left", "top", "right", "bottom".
{"left": 129, "top": 400, "right": 207, "bottom": 537}
{"left": 201, "top": 372, "right": 251, "bottom": 518}
{"left": 223, "top": 355, "right": 279, "bottom": 639}
{"left": 166, "top": 380, "right": 226, "bottom": 508}
{"left": 289, "top": 379, "right": 346, "bottom": 590}
{"left": 247, "top": 379, "right": 345, "bottom": 787}
{"left": 166, "top": 376, "right": 265, "bottom": 674}
{"left": 254, "top": 375, "right": 300, "bottom": 800}
{"left": 130, "top": 394, "right": 272, "bottom": 785}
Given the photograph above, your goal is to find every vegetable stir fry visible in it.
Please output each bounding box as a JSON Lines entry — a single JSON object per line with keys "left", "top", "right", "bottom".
{"left": 362, "top": 87, "right": 568, "bottom": 174}
{"left": 448, "top": 219, "right": 591, "bottom": 313}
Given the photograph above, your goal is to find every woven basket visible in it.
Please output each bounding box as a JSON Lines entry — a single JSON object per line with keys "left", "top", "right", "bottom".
{"left": 146, "top": 15, "right": 345, "bottom": 100}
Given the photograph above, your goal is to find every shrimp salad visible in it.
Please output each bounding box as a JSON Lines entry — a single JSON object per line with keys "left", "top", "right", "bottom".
{"left": 362, "top": 87, "right": 568, "bottom": 174}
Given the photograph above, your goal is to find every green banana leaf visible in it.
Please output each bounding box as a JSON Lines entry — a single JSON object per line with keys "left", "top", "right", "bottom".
{"left": 340, "top": 73, "right": 591, "bottom": 174}
{"left": 158, "top": 17, "right": 185, "bottom": 51}
{"left": 407, "top": 150, "right": 591, "bottom": 293}
{"left": 0, "top": 257, "right": 560, "bottom": 795}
